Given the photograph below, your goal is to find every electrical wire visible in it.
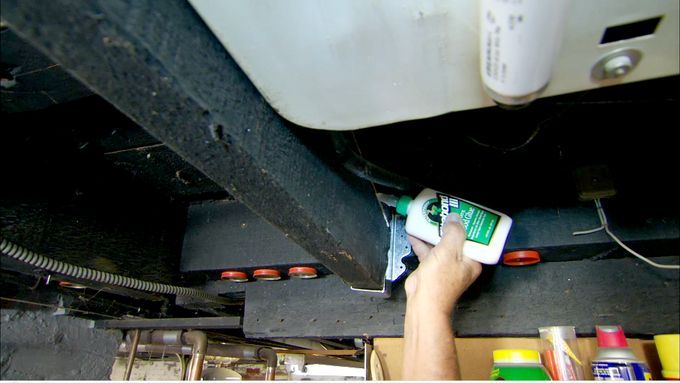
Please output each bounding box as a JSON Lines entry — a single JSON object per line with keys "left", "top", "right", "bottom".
{"left": 467, "top": 123, "right": 543, "bottom": 152}
{"left": 176, "top": 353, "right": 186, "bottom": 381}
{"left": 0, "top": 237, "right": 231, "bottom": 304}
{"left": 572, "top": 226, "right": 604, "bottom": 236}
{"left": 573, "top": 198, "right": 680, "bottom": 270}
{"left": 350, "top": 131, "right": 391, "bottom": 227}
{"left": 331, "top": 132, "right": 417, "bottom": 193}
{"left": 0, "top": 296, "right": 121, "bottom": 319}
{"left": 467, "top": 92, "right": 589, "bottom": 153}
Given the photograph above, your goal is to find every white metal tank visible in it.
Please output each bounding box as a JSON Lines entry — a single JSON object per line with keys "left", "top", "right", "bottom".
{"left": 188, "top": 0, "right": 679, "bottom": 130}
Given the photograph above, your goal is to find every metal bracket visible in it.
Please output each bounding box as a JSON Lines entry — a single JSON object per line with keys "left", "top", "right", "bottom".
{"left": 351, "top": 214, "right": 411, "bottom": 297}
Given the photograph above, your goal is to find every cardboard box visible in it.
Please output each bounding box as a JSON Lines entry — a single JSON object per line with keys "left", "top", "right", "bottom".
{"left": 373, "top": 337, "right": 662, "bottom": 380}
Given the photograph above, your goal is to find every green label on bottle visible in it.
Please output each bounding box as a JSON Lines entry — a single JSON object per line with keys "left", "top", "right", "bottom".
{"left": 437, "top": 193, "right": 500, "bottom": 246}
{"left": 491, "top": 366, "right": 551, "bottom": 380}
{"left": 422, "top": 198, "right": 442, "bottom": 226}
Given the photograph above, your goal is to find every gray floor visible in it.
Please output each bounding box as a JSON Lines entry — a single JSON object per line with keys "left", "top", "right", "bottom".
{"left": 1, "top": 308, "right": 121, "bottom": 380}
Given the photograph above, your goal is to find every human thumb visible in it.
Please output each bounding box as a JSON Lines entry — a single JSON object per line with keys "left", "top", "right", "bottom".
{"left": 435, "top": 213, "right": 467, "bottom": 260}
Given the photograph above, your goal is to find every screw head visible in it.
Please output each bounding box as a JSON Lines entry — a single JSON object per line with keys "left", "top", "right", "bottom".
{"left": 591, "top": 49, "right": 642, "bottom": 82}
{"left": 603, "top": 56, "right": 633, "bottom": 78}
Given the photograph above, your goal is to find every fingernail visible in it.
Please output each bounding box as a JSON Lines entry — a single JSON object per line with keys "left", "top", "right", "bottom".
{"left": 445, "top": 213, "right": 462, "bottom": 225}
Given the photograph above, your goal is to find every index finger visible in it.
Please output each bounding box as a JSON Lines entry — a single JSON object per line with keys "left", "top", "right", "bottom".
{"left": 408, "top": 235, "right": 433, "bottom": 262}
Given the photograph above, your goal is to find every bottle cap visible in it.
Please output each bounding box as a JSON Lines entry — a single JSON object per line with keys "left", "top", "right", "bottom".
{"left": 503, "top": 250, "right": 541, "bottom": 266}
{"left": 655, "top": 335, "right": 680, "bottom": 380}
{"left": 220, "top": 271, "right": 249, "bottom": 282}
{"left": 596, "top": 325, "right": 629, "bottom": 348}
{"left": 493, "top": 349, "right": 541, "bottom": 364}
{"left": 253, "top": 269, "right": 282, "bottom": 281}
{"left": 396, "top": 196, "right": 412, "bottom": 216}
{"left": 288, "top": 266, "right": 318, "bottom": 279}
{"left": 662, "top": 369, "right": 679, "bottom": 380}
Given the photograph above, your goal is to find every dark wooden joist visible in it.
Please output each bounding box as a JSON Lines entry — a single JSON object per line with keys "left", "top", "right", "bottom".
{"left": 243, "top": 256, "right": 679, "bottom": 338}
{"left": 505, "top": 205, "right": 679, "bottom": 262}
{"left": 181, "top": 200, "right": 320, "bottom": 273}
{"left": 181, "top": 201, "right": 679, "bottom": 271}
{"left": 94, "top": 316, "right": 241, "bottom": 330}
{"left": 2, "top": 0, "right": 389, "bottom": 289}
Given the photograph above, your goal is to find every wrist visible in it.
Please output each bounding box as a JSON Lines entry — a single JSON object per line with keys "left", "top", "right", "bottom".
{"left": 407, "top": 291, "right": 457, "bottom": 317}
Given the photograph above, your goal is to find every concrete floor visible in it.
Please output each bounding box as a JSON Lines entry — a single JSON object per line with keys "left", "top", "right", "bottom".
{"left": 1, "top": 308, "right": 121, "bottom": 380}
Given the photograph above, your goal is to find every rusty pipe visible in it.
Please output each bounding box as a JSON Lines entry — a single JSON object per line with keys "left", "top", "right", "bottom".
{"left": 119, "top": 343, "right": 193, "bottom": 355}
{"left": 132, "top": 330, "right": 206, "bottom": 380}
{"left": 150, "top": 330, "right": 183, "bottom": 345}
{"left": 124, "top": 329, "right": 141, "bottom": 380}
{"left": 131, "top": 329, "right": 183, "bottom": 345}
{"left": 182, "top": 331, "right": 207, "bottom": 381}
{"left": 120, "top": 342, "right": 260, "bottom": 359}
{"left": 258, "top": 347, "right": 278, "bottom": 381}
{"left": 119, "top": 341, "right": 277, "bottom": 379}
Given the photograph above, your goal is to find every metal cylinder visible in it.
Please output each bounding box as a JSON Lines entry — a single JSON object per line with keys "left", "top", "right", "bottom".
{"left": 119, "top": 330, "right": 277, "bottom": 381}
{"left": 152, "top": 330, "right": 183, "bottom": 345}
{"left": 183, "top": 331, "right": 208, "bottom": 381}
{"left": 480, "top": 0, "right": 571, "bottom": 107}
{"left": 258, "top": 347, "right": 278, "bottom": 381}
{"left": 124, "top": 330, "right": 141, "bottom": 380}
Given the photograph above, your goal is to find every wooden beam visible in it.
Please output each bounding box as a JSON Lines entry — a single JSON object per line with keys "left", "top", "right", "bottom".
{"left": 2, "top": 0, "right": 389, "bottom": 289}
{"left": 244, "top": 257, "right": 679, "bottom": 338}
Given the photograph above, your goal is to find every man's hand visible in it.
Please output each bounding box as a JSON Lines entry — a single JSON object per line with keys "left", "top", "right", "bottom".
{"left": 404, "top": 213, "right": 482, "bottom": 315}
{"left": 401, "top": 213, "right": 482, "bottom": 380}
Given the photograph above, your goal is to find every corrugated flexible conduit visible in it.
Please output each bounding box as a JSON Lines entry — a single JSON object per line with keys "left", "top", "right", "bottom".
{"left": 0, "top": 237, "right": 229, "bottom": 304}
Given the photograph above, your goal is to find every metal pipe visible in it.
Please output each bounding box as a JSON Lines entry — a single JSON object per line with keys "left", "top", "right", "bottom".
{"left": 0, "top": 238, "right": 229, "bottom": 304}
{"left": 120, "top": 343, "right": 193, "bottom": 355}
{"left": 153, "top": 330, "right": 183, "bottom": 345}
{"left": 257, "top": 347, "right": 278, "bottom": 381}
{"left": 330, "top": 132, "right": 417, "bottom": 192}
{"left": 119, "top": 343, "right": 360, "bottom": 368}
{"left": 95, "top": 316, "right": 242, "bottom": 330}
{"left": 120, "top": 341, "right": 260, "bottom": 360}
{"left": 124, "top": 329, "right": 141, "bottom": 380}
{"left": 119, "top": 341, "right": 277, "bottom": 380}
{"left": 182, "top": 331, "right": 208, "bottom": 381}
{"left": 120, "top": 343, "right": 250, "bottom": 358}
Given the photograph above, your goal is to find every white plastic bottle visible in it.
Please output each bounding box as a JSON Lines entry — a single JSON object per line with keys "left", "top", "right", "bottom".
{"left": 395, "top": 188, "right": 513, "bottom": 264}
